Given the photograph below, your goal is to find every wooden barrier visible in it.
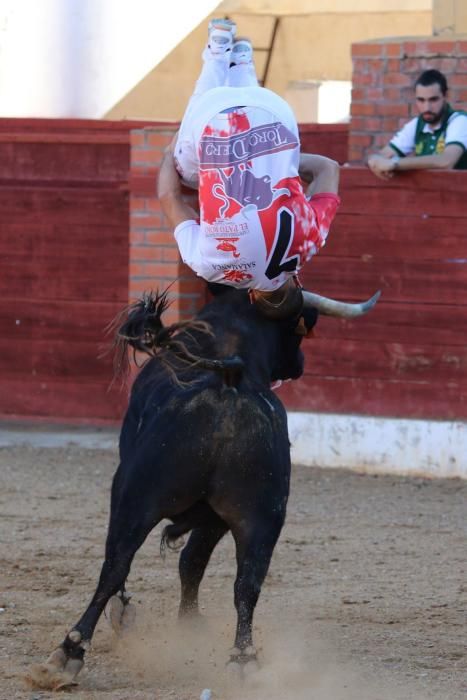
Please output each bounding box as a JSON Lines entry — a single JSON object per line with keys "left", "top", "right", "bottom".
{"left": 2, "top": 119, "right": 465, "bottom": 424}
{"left": 278, "top": 167, "right": 467, "bottom": 420}
{"left": 128, "top": 125, "right": 466, "bottom": 421}
{"left": 0, "top": 119, "right": 144, "bottom": 421}
{"left": 299, "top": 123, "right": 348, "bottom": 163}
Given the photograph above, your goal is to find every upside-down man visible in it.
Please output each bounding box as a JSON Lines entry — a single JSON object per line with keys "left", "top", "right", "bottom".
{"left": 158, "top": 19, "right": 340, "bottom": 321}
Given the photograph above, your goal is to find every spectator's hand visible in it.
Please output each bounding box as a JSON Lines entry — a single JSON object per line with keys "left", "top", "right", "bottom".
{"left": 367, "top": 154, "right": 395, "bottom": 181}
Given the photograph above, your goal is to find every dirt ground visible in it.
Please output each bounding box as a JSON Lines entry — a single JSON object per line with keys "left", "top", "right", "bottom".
{"left": 0, "top": 443, "right": 466, "bottom": 700}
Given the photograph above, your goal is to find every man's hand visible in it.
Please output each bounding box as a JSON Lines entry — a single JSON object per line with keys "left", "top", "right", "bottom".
{"left": 157, "top": 136, "right": 181, "bottom": 200}
{"left": 367, "top": 154, "right": 396, "bottom": 180}
{"left": 299, "top": 153, "right": 339, "bottom": 196}
{"left": 157, "top": 135, "right": 198, "bottom": 229}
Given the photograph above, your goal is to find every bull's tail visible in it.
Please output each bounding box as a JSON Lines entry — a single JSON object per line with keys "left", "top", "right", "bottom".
{"left": 160, "top": 522, "right": 189, "bottom": 557}
{"left": 105, "top": 289, "right": 212, "bottom": 381}
{"left": 160, "top": 502, "right": 228, "bottom": 558}
{"left": 106, "top": 289, "right": 247, "bottom": 387}
{"left": 206, "top": 355, "right": 244, "bottom": 388}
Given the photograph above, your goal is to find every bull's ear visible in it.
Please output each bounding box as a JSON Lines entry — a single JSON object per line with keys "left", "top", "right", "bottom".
{"left": 294, "top": 317, "right": 308, "bottom": 336}
{"left": 301, "top": 306, "right": 319, "bottom": 331}
{"left": 294, "top": 315, "right": 317, "bottom": 339}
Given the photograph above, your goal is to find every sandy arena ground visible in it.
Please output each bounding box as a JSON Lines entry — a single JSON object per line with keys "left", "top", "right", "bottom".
{"left": 0, "top": 442, "right": 466, "bottom": 700}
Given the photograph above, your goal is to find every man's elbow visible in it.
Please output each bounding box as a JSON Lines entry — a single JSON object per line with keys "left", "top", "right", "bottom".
{"left": 321, "top": 156, "right": 339, "bottom": 171}
{"left": 323, "top": 158, "right": 340, "bottom": 187}
{"left": 157, "top": 189, "right": 173, "bottom": 210}
{"left": 433, "top": 147, "right": 463, "bottom": 170}
{"left": 429, "top": 157, "right": 456, "bottom": 171}
{"left": 157, "top": 190, "right": 179, "bottom": 226}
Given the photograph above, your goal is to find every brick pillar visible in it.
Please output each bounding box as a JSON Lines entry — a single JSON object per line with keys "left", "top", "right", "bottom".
{"left": 129, "top": 126, "right": 206, "bottom": 325}
{"left": 349, "top": 37, "right": 467, "bottom": 163}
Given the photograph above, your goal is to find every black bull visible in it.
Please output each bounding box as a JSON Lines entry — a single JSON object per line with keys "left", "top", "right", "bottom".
{"left": 28, "top": 285, "right": 323, "bottom": 689}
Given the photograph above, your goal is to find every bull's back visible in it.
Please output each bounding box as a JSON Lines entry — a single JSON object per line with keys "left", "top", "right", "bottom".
{"left": 120, "top": 382, "right": 290, "bottom": 505}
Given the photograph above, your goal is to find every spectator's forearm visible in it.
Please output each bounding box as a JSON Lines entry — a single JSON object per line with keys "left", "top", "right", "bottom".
{"left": 394, "top": 153, "right": 457, "bottom": 170}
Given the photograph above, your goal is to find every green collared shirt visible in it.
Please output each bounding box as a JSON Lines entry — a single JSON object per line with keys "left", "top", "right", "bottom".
{"left": 390, "top": 104, "right": 467, "bottom": 170}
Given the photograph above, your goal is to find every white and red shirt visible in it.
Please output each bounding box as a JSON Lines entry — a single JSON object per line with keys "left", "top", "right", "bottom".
{"left": 175, "top": 86, "right": 339, "bottom": 291}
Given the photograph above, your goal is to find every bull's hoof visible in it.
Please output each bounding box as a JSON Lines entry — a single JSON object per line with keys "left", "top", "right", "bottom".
{"left": 107, "top": 594, "right": 136, "bottom": 634}
{"left": 243, "top": 657, "right": 260, "bottom": 676}
{"left": 225, "top": 659, "right": 243, "bottom": 682}
{"left": 178, "top": 607, "right": 208, "bottom": 631}
{"left": 25, "top": 645, "right": 84, "bottom": 691}
{"left": 25, "top": 663, "right": 79, "bottom": 691}
{"left": 226, "top": 645, "right": 259, "bottom": 681}
{"left": 228, "top": 645, "right": 258, "bottom": 665}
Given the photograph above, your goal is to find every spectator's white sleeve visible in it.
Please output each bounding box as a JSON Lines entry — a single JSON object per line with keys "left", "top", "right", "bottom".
{"left": 445, "top": 113, "right": 467, "bottom": 150}
{"left": 389, "top": 118, "right": 418, "bottom": 156}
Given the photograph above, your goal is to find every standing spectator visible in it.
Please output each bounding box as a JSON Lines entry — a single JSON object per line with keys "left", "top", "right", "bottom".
{"left": 367, "top": 69, "right": 467, "bottom": 180}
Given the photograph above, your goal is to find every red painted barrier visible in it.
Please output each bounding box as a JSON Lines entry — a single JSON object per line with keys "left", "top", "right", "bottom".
{"left": 2, "top": 119, "right": 465, "bottom": 423}
{"left": 0, "top": 119, "right": 145, "bottom": 422}
{"left": 277, "top": 168, "right": 467, "bottom": 419}
{"left": 299, "top": 123, "right": 348, "bottom": 163}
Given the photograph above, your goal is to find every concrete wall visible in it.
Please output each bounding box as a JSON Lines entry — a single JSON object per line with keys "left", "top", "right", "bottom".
{"left": 288, "top": 413, "right": 467, "bottom": 479}
{"left": 433, "top": 0, "right": 467, "bottom": 34}
{"left": 0, "top": 0, "right": 432, "bottom": 122}
{"left": 106, "top": 3, "right": 431, "bottom": 121}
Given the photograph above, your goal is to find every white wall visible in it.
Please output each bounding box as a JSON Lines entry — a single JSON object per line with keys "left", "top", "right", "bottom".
{"left": 318, "top": 81, "right": 351, "bottom": 123}
{"left": 288, "top": 412, "right": 467, "bottom": 479}
{"left": 0, "top": 0, "right": 219, "bottom": 118}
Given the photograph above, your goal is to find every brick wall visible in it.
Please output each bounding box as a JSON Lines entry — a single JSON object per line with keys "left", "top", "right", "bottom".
{"left": 129, "top": 127, "right": 206, "bottom": 324}
{"left": 129, "top": 123, "right": 349, "bottom": 324}
{"left": 349, "top": 37, "right": 467, "bottom": 163}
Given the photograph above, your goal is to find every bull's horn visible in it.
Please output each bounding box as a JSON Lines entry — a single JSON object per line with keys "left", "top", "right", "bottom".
{"left": 302, "top": 290, "right": 381, "bottom": 318}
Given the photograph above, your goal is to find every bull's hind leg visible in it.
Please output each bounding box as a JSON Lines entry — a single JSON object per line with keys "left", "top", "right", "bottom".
{"left": 28, "top": 479, "right": 161, "bottom": 690}
{"left": 64, "top": 517, "right": 155, "bottom": 648}
{"left": 107, "top": 582, "right": 136, "bottom": 634}
{"left": 229, "top": 513, "right": 285, "bottom": 668}
{"left": 178, "top": 520, "right": 229, "bottom": 618}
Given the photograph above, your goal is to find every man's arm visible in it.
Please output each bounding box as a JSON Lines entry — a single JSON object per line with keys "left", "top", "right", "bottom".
{"left": 299, "top": 153, "right": 339, "bottom": 197}
{"left": 157, "top": 139, "right": 198, "bottom": 229}
{"left": 368, "top": 144, "right": 464, "bottom": 179}
{"left": 367, "top": 145, "right": 403, "bottom": 180}
{"left": 367, "top": 119, "right": 415, "bottom": 180}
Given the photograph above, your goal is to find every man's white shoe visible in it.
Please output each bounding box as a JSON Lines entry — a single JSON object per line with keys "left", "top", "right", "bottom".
{"left": 207, "top": 18, "right": 236, "bottom": 56}
{"left": 230, "top": 38, "right": 253, "bottom": 66}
